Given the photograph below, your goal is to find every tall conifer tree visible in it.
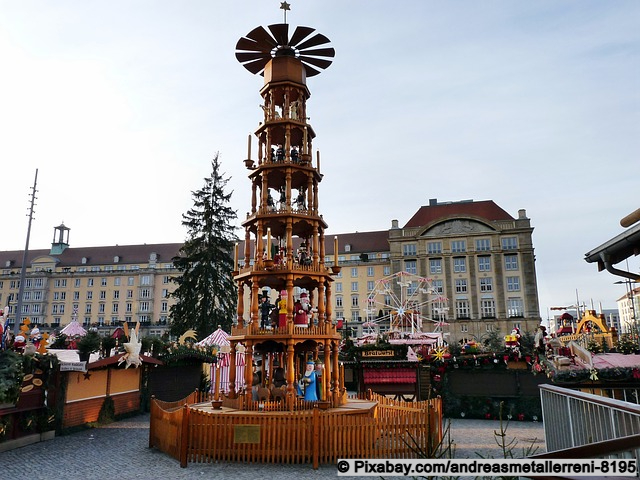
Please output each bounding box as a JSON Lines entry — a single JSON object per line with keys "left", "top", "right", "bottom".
{"left": 169, "top": 154, "right": 238, "bottom": 338}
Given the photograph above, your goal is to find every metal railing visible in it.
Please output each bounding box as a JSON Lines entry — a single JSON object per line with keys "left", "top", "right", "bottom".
{"left": 540, "top": 384, "right": 640, "bottom": 452}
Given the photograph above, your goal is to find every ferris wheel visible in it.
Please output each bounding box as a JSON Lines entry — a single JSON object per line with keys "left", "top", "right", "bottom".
{"left": 363, "top": 271, "right": 449, "bottom": 335}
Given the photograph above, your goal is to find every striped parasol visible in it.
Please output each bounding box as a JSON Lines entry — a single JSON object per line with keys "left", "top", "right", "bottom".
{"left": 200, "top": 327, "right": 245, "bottom": 394}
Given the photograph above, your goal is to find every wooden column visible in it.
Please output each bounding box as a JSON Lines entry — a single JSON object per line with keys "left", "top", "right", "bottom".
{"left": 331, "top": 340, "right": 339, "bottom": 406}
{"left": 229, "top": 342, "right": 237, "bottom": 398}
{"left": 323, "top": 341, "right": 331, "bottom": 403}
{"left": 286, "top": 338, "right": 295, "bottom": 410}
{"left": 251, "top": 282, "right": 260, "bottom": 328}
{"left": 236, "top": 281, "right": 245, "bottom": 328}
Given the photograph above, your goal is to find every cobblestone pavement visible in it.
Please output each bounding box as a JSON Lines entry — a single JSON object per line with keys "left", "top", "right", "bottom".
{"left": 0, "top": 415, "right": 545, "bottom": 479}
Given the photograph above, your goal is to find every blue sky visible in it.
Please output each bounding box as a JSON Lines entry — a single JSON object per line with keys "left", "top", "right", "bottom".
{"left": 1, "top": 1, "right": 638, "bottom": 317}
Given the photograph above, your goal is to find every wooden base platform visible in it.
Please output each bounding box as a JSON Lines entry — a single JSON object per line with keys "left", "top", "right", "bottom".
{"left": 189, "top": 397, "right": 378, "bottom": 417}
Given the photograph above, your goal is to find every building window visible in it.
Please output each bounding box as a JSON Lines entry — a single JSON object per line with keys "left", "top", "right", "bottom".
{"left": 481, "top": 299, "right": 496, "bottom": 318}
{"left": 456, "top": 300, "right": 470, "bottom": 319}
{"left": 478, "top": 256, "right": 491, "bottom": 272}
{"left": 128, "top": 277, "right": 135, "bottom": 286}
{"left": 351, "top": 295, "right": 359, "bottom": 307}
{"left": 335, "top": 283, "right": 343, "bottom": 293}
{"left": 455, "top": 279, "right": 468, "bottom": 294}
{"left": 112, "top": 303, "right": 119, "bottom": 313}
{"left": 141, "top": 275, "right": 151, "bottom": 286}
{"left": 427, "top": 242, "right": 442, "bottom": 254}
{"left": 351, "top": 282, "right": 358, "bottom": 292}
{"left": 383, "top": 266, "right": 391, "bottom": 276}
{"left": 126, "top": 303, "right": 133, "bottom": 313}
{"left": 475, "top": 238, "right": 491, "bottom": 251}
{"left": 367, "top": 281, "right": 374, "bottom": 292}
{"left": 504, "top": 254, "right": 519, "bottom": 271}
{"left": 403, "top": 244, "right": 417, "bottom": 256}
{"left": 453, "top": 257, "right": 466, "bottom": 273}
{"left": 507, "top": 276, "right": 520, "bottom": 292}
{"left": 86, "top": 291, "right": 93, "bottom": 300}
{"left": 432, "top": 280, "right": 444, "bottom": 294}
{"left": 114, "top": 290, "right": 120, "bottom": 299}
{"left": 34, "top": 278, "right": 43, "bottom": 288}
{"left": 85, "top": 304, "right": 92, "bottom": 314}
{"left": 140, "top": 301, "right": 150, "bottom": 312}
{"left": 486, "top": 323, "right": 494, "bottom": 333}
{"left": 405, "top": 260, "right": 417, "bottom": 274}
{"left": 99, "top": 303, "right": 106, "bottom": 314}
{"left": 508, "top": 298, "right": 524, "bottom": 317}
{"left": 114, "top": 277, "right": 121, "bottom": 286}
{"left": 101, "top": 278, "right": 108, "bottom": 286}
{"left": 502, "top": 237, "right": 518, "bottom": 250}
{"left": 351, "top": 267, "right": 358, "bottom": 278}
{"left": 140, "top": 289, "right": 151, "bottom": 299}
{"left": 407, "top": 281, "right": 418, "bottom": 295}
{"left": 451, "top": 240, "right": 466, "bottom": 253}
{"left": 87, "top": 278, "right": 94, "bottom": 287}
{"left": 429, "top": 259, "right": 442, "bottom": 275}
{"left": 127, "top": 290, "right": 134, "bottom": 299}
{"left": 479, "top": 278, "right": 493, "bottom": 292}
{"left": 336, "top": 296, "right": 343, "bottom": 308}
{"left": 367, "top": 266, "right": 374, "bottom": 277}
{"left": 162, "top": 289, "right": 168, "bottom": 298}
{"left": 100, "top": 291, "right": 107, "bottom": 300}
{"left": 161, "top": 301, "right": 168, "bottom": 313}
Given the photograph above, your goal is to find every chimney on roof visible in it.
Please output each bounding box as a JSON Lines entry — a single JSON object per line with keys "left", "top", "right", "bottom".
{"left": 391, "top": 219, "right": 399, "bottom": 229}
{"left": 429, "top": 198, "right": 438, "bottom": 206}
{"left": 518, "top": 209, "right": 528, "bottom": 219}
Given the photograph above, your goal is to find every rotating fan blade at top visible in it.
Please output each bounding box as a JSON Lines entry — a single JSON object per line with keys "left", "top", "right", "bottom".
{"left": 288, "top": 25, "right": 316, "bottom": 47}
{"left": 268, "top": 24, "right": 289, "bottom": 47}
{"left": 245, "top": 25, "right": 278, "bottom": 49}
{"left": 236, "top": 23, "right": 335, "bottom": 76}
{"left": 296, "top": 33, "right": 331, "bottom": 51}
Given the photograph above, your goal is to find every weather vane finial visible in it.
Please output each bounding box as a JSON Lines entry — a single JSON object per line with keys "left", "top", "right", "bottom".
{"left": 280, "top": 2, "right": 290, "bottom": 23}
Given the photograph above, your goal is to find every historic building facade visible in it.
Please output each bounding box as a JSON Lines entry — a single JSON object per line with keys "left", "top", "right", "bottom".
{"left": 0, "top": 224, "right": 181, "bottom": 337}
{"left": 1, "top": 198, "right": 541, "bottom": 344}
{"left": 330, "top": 199, "right": 541, "bottom": 344}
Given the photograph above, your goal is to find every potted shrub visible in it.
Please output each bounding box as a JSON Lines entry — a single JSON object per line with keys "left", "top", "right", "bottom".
{"left": 76, "top": 331, "right": 100, "bottom": 363}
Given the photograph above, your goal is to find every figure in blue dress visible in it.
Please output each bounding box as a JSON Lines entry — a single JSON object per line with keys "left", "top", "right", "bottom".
{"left": 297, "top": 360, "right": 318, "bottom": 401}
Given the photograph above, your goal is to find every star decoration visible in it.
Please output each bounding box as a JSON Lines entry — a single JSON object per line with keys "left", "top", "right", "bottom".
{"left": 433, "top": 348, "right": 446, "bottom": 361}
{"left": 83, "top": 371, "right": 92, "bottom": 380}
{"left": 280, "top": 2, "right": 290, "bottom": 11}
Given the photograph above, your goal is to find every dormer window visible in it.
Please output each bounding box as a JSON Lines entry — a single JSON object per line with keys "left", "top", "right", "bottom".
{"left": 81, "top": 257, "right": 88, "bottom": 264}
{"left": 345, "top": 244, "right": 351, "bottom": 252}
{"left": 149, "top": 252, "right": 158, "bottom": 262}
{"left": 114, "top": 256, "right": 120, "bottom": 263}
{"left": 5, "top": 260, "right": 12, "bottom": 268}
